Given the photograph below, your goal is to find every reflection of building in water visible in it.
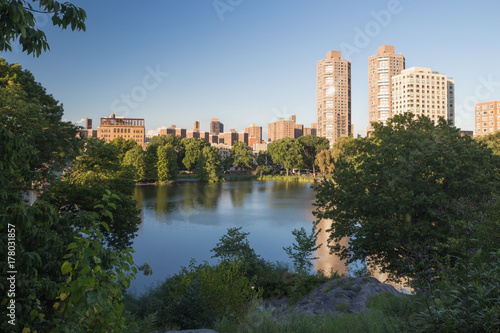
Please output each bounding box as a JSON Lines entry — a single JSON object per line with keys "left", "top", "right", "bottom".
{"left": 314, "top": 219, "right": 348, "bottom": 276}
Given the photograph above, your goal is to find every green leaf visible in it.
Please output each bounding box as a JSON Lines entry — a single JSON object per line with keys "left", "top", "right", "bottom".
{"left": 61, "top": 261, "right": 72, "bottom": 275}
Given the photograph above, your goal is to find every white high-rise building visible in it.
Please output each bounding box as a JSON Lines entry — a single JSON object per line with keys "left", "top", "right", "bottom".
{"left": 391, "top": 67, "right": 455, "bottom": 124}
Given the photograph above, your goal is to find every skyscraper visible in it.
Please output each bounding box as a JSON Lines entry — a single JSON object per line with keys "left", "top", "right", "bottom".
{"left": 367, "top": 45, "right": 405, "bottom": 133}
{"left": 316, "top": 51, "right": 351, "bottom": 146}
{"left": 391, "top": 67, "right": 454, "bottom": 124}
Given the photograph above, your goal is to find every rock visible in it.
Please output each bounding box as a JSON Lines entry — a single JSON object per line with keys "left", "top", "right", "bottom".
{"left": 275, "top": 276, "right": 401, "bottom": 318}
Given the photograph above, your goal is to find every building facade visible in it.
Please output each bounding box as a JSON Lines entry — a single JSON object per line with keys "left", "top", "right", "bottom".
{"left": 367, "top": 45, "right": 405, "bottom": 132}
{"left": 245, "top": 124, "right": 262, "bottom": 145}
{"left": 475, "top": 101, "right": 500, "bottom": 136}
{"left": 268, "top": 115, "right": 297, "bottom": 142}
{"left": 391, "top": 67, "right": 455, "bottom": 124}
{"left": 316, "top": 51, "right": 351, "bottom": 146}
{"left": 97, "top": 113, "right": 145, "bottom": 148}
{"left": 210, "top": 118, "right": 224, "bottom": 135}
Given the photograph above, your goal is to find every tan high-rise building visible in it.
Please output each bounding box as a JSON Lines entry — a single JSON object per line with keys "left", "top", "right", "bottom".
{"left": 316, "top": 51, "right": 351, "bottom": 146}
{"left": 368, "top": 45, "right": 405, "bottom": 132}
{"left": 391, "top": 67, "right": 455, "bottom": 124}
{"left": 268, "top": 114, "right": 297, "bottom": 142}
{"left": 475, "top": 101, "right": 500, "bottom": 136}
{"left": 245, "top": 124, "right": 262, "bottom": 145}
{"left": 97, "top": 113, "right": 145, "bottom": 148}
{"left": 210, "top": 118, "right": 224, "bottom": 135}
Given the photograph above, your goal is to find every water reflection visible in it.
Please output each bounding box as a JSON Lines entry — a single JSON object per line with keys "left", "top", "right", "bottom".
{"left": 130, "top": 181, "right": 353, "bottom": 294}
{"left": 315, "top": 219, "right": 349, "bottom": 276}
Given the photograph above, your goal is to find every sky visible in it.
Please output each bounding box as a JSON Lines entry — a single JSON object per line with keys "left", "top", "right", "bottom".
{"left": 2, "top": 0, "right": 500, "bottom": 140}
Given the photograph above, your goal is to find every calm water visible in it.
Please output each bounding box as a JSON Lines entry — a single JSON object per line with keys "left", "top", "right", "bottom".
{"left": 129, "top": 180, "right": 347, "bottom": 295}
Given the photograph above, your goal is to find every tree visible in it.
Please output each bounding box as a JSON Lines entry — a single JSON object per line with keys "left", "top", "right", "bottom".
{"left": 0, "top": 58, "right": 81, "bottom": 184}
{"left": 157, "top": 143, "right": 178, "bottom": 182}
{"left": 181, "top": 138, "right": 209, "bottom": 171}
{"left": 230, "top": 140, "right": 254, "bottom": 169}
{"left": 111, "top": 136, "right": 138, "bottom": 163}
{"left": 0, "top": 129, "right": 138, "bottom": 332}
{"left": 122, "top": 144, "right": 146, "bottom": 182}
{"left": 211, "top": 227, "right": 259, "bottom": 263}
{"left": 268, "top": 137, "right": 304, "bottom": 176}
{"left": 44, "top": 138, "right": 141, "bottom": 249}
{"left": 283, "top": 225, "right": 322, "bottom": 274}
{"left": 297, "top": 135, "right": 329, "bottom": 176}
{"left": 197, "top": 145, "right": 223, "bottom": 182}
{"left": 477, "top": 131, "right": 500, "bottom": 156}
{"left": 0, "top": 0, "right": 86, "bottom": 57}
{"left": 315, "top": 137, "right": 352, "bottom": 175}
{"left": 314, "top": 114, "right": 500, "bottom": 281}
{"left": 315, "top": 149, "right": 334, "bottom": 175}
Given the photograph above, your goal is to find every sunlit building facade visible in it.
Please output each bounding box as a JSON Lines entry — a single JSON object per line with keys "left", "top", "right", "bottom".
{"left": 316, "top": 51, "right": 351, "bottom": 146}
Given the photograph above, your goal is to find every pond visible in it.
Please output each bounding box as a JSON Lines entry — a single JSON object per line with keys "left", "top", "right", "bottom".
{"left": 128, "top": 180, "right": 348, "bottom": 295}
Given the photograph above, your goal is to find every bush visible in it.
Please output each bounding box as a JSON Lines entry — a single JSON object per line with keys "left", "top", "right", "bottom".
{"left": 130, "top": 258, "right": 261, "bottom": 330}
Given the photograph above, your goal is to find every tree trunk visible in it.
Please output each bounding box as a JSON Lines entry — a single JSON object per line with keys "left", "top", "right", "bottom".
{"left": 286, "top": 168, "right": 289, "bottom": 176}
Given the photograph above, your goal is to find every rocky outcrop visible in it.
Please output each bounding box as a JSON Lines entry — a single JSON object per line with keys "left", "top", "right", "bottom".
{"left": 267, "top": 276, "right": 401, "bottom": 318}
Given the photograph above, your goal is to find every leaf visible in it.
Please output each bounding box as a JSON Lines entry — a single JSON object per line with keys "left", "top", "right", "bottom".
{"left": 61, "top": 261, "right": 72, "bottom": 275}
{"left": 67, "top": 242, "right": 78, "bottom": 250}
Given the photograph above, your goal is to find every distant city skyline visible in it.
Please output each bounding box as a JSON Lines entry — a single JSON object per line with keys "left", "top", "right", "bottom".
{"left": 2, "top": 0, "right": 500, "bottom": 140}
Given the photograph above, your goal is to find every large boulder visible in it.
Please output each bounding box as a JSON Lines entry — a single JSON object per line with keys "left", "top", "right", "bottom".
{"left": 273, "top": 277, "right": 401, "bottom": 318}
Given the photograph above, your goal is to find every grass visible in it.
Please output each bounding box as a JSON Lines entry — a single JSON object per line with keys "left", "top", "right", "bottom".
{"left": 215, "top": 303, "right": 404, "bottom": 333}
{"left": 258, "top": 174, "right": 316, "bottom": 183}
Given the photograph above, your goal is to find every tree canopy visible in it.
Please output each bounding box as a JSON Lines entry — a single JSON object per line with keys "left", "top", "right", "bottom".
{"left": 0, "top": 0, "right": 86, "bottom": 56}
{"left": 0, "top": 58, "right": 81, "bottom": 183}
{"left": 297, "top": 135, "right": 329, "bottom": 176}
{"left": 314, "top": 114, "right": 500, "bottom": 281}
{"left": 268, "top": 137, "right": 304, "bottom": 176}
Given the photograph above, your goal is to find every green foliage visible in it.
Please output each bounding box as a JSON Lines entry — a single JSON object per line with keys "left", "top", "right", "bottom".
{"left": 0, "top": 0, "right": 86, "bottom": 56}
{"left": 215, "top": 302, "right": 402, "bottom": 333}
{"left": 0, "top": 58, "right": 81, "bottom": 183}
{"left": 156, "top": 144, "right": 178, "bottom": 182}
{"left": 314, "top": 113, "right": 500, "bottom": 281}
{"left": 477, "top": 130, "right": 500, "bottom": 156}
{"left": 197, "top": 145, "right": 223, "bottom": 182}
{"left": 211, "top": 227, "right": 260, "bottom": 262}
{"left": 129, "top": 258, "right": 260, "bottom": 330}
{"left": 283, "top": 225, "right": 322, "bottom": 274}
{"left": 111, "top": 136, "right": 139, "bottom": 163}
{"left": 181, "top": 137, "right": 209, "bottom": 171}
{"left": 43, "top": 138, "right": 141, "bottom": 249}
{"left": 256, "top": 150, "right": 272, "bottom": 167}
{"left": 0, "top": 127, "right": 37, "bottom": 202}
{"left": 231, "top": 141, "right": 255, "bottom": 169}
{"left": 268, "top": 137, "right": 305, "bottom": 176}
{"left": 255, "top": 165, "right": 272, "bottom": 176}
{"left": 52, "top": 192, "right": 138, "bottom": 332}
{"left": 122, "top": 145, "right": 147, "bottom": 182}
{"left": 297, "top": 135, "right": 329, "bottom": 175}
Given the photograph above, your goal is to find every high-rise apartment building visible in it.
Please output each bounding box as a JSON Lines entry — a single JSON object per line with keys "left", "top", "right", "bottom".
{"left": 97, "top": 113, "right": 145, "bottom": 148}
{"left": 316, "top": 51, "right": 351, "bottom": 146}
{"left": 210, "top": 118, "right": 224, "bottom": 135}
{"left": 391, "top": 67, "right": 455, "bottom": 124}
{"left": 368, "top": 45, "right": 405, "bottom": 132}
{"left": 475, "top": 101, "right": 500, "bottom": 136}
{"left": 245, "top": 124, "right": 262, "bottom": 145}
{"left": 268, "top": 114, "right": 297, "bottom": 142}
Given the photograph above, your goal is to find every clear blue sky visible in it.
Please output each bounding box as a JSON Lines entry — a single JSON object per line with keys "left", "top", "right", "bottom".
{"left": 2, "top": 0, "right": 500, "bottom": 139}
